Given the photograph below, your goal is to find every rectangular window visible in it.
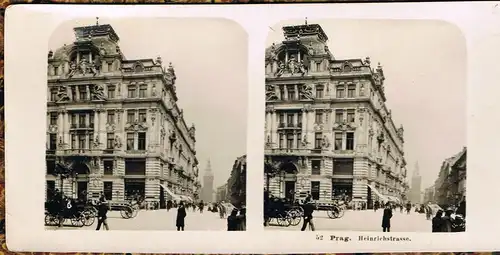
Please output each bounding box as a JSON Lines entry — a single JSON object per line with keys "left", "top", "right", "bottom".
{"left": 127, "top": 110, "right": 135, "bottom": 123}
{"left": 71, "top": 88, "right": 77, "bottom": 101}
{"left": 89, "top": 132, "right": 94, "bottom": 149}
{"left": 138, "top": 109, "right": 147, "bottom": 123}
{"left": 311, "top": 160, "right": 321, "bottom": 175}
{"left": 104, "top": 160, "right": 114, "bottom": 175}
{"left": 107, "top": 111, "right": 115, "bottom": 124}
{"left": 346, "top": 132, "right": 355, "bottom": 150}
{"left": 128, "top": 86, "right": 137, "bottom": 98}
{"left": 333, "top": 158, "right": 354, "bottom": 175}
{"left": 71, "top": 134, "right": 76, "bottom": 149}
{"left": 139, "top": 85, "right": 147, "bottom": 98}
{"left": 46, "top": 180, "right": 56, "bottom": 199}
{"left": 46, "top": 160, "right": 56, "bottom": 175}
{"left": 79, "top": 114, "right": 86, "bottom": 127}
{"left": 287, "top": 85, "right": 295, "bottom": 101}
{"left": 315, "top": 111, "right": 323, "bottom": 124}
{"left": 89, "top": 114, "right": 94, "bottom": 128}
{"left": 316, "top": 63, "right": 321, "bottom": 72}
{"left": 70, "top": 114, "right": 76, "bottom": 128}
{"left": 347, "top": 110, "right": 355, "bottom": 123}
{"left": 296, "top": 132, "right": 302, "bottom": 148}
{"left": 79, "top": 86, "right": 87, "bottom": 101}
{"left": 297, "top": 113, "right": 302, "bottom": 127}
{"left": 335, "top": 110, "right": 343, "bottom": 123}
{"left": 336, "top": 86, "right": 345, "bottom": 98}
{"left": 107, "top": 85, "right": 115, "bottom": 99}
{"left": 286, "top": 133, "right": 294, "bottom": 149}
{"left": 78, "top": 134, "right": 86, "bottom": 149}
{"left": 125, "top": 159, "right": 146, "bottom": 175}
{"left": 103, "top": 181, "right": 113, "bottom": 200}
{"left": 347, "top": 85, "right": 356, "bottom": 98}
{"left": 279, "top": 113, "right": 285, "bottom": 127}
{"left": 49, "top": 113, "right": 58, "bottom": 125}
{"left": 280, "top": 87, "right": 285, "bottom": 100}
{"left": 334, "top": 133, "right": 343, "bottom": 150}
{"left": 279, "top": 133, "right": 284, "bottom": 148}
{"left": 106, "top": 133, "right": 114, "bottom": 149}
{"left": 50, "top": 89, "right": 58, "bottom": 102}
{"left": 138, "top": 132, "right": 146, "bottom": 150}
{"left": 287, "top": 114, "right": 294, "bottom": 126}
{"left": 315, "top": 85, "right": 324, "bottom": 98}
{"left": 314, "top": 132, "right": 322, "bottom": 149}
{"left": 311, "top": 181, "right": 320, "bottom": 200}
{"left": 127, "top": 133, "right": 135, "bottom": 150}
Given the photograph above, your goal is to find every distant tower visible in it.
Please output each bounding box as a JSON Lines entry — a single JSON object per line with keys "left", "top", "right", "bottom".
{"left": 201, "top": 159, "right": 214, "bottom": 203}
{"left": 410, "top": 162, "right": 422, "bottom": 204}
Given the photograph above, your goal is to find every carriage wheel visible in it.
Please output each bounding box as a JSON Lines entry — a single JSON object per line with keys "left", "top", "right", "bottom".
{"left": 120, "top": 206, "right": 133, "bottom": 219}
{"left": 82, "top": 211, "right": 96, "bottom": 226}
{"left": 45, "top": 214, "right": 59, "bottom": 226}
{"left": 327, "top": 209, "right": 339, "bottom": 219}
{"left": 278, "top": 214, "right": 291, "bottom": 227}
{"left": 71, "top": 214, "right": 84, "bottom": 227}
{"left": 337, "top": 208, "right": 345, "bottom": 218}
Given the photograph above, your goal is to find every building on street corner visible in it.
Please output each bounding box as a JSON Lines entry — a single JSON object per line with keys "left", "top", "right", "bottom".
{"left": 45, "top": 21, "right": 201, "bottom": 206}
{"left": 263, "top": 22, "right": 409, "bottom": 208}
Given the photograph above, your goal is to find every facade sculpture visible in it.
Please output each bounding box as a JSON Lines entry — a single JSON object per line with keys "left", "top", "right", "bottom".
{"left": 264, "top": 23, "right": 408, "bottom": 208}
{"left": 46, "top": 23, "right": 201, "bottom": 205}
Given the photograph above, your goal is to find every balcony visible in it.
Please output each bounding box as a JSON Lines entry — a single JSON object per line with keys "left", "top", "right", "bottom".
{"left": 277, "top": 123, "right": 302, "bottom": 130}
{"left": 70, "top": 123, "right": 94, "bottom": 130}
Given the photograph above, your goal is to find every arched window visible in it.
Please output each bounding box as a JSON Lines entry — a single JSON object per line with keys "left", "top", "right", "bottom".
{"left": 134, "top": 63, "right": 144, "bottom": 73}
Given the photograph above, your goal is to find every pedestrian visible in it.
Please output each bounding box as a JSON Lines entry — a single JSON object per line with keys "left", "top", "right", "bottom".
{"left": 406, "top": 201, "right": 411, "bottom": 214}
{"left": 199, "top": 201, "right": 205, "bottom": 213}
{"left": 237, "top": 207, "right": 246, "bottom": 231}
{"left": 176, "top": 201, "right": 187, "bottom": 231}
{"left": 227, "top": 208, "right": 239, "bottom": 231}
{"left": 382, "top": 202, "right": 392, "bottom": 232}
{"left": 300, "top": 200, "right": 316, "bottom": 231}
{"left": 96, "top": 201, "right": 109, "bottom": 231}
{"left": 432, "top": 210, "right": 443, "bottom": 232}
{"left": 440, "top": 209, "right": 453, "bottom": 232}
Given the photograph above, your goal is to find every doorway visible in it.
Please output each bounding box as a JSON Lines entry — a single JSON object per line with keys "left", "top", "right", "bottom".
{"left": 284, "top": 181, "right": 296, "bottom": 201}
{"left": 159, "top": 186, "right": 166, "bottom": 209}
{"left": 77, "top": 181, "right": 88, "bottom": 200}
{"left": 367, "top": 186, "right": 373, "bottom": 209}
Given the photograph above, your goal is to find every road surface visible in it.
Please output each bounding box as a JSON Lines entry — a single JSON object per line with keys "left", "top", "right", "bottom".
{"left": 45, "top": 208, "right": 228, "bottom": 231}
{"left": 266, "top": 209, "right": 432, "bottom": 232}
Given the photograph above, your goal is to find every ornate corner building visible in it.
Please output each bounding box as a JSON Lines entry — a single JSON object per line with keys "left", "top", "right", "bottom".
{"left": 264, "top": 23, "right": 409, "bottom": 207}
{"left": 45, "top": 22, "right": 201, "bottom": 204}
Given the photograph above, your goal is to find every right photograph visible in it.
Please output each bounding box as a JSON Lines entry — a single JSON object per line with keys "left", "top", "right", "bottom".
{"left": 263, "top": 19, "right": 467, "bottom": 232}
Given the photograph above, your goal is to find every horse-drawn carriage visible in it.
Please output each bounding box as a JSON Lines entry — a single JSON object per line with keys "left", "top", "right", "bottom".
{"left": 44, "top": 198, "right": 95, "bottom": 227}
{"left": 264, "top": 197, "right": 303, "bottom": 227}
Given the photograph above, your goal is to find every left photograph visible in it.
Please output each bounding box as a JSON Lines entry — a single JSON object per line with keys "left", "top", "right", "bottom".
{"left": 44, "top": 18, "right": 248, "bottom": 231}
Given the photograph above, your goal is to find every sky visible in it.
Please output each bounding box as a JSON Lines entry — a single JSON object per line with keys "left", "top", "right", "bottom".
{"left": 267, "top": 19, "right": 467, "bottom": 189}
{"left": 49, "top": 18, "right": 248, "bottom": 188}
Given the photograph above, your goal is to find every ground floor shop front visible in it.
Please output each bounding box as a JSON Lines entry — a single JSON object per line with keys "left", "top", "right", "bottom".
{"left": 45, "top": 155, "right": 199, "bottom": 205}
{"left": 264, "top": 154, "right": 406, "bottom": 207}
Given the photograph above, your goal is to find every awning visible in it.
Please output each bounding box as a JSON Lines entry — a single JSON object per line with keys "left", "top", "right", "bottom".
{"left": 160, "top": 184, "right": 182, "bottom": 201}
{"left": 366, "top": 184, "right": 389, "bottom": 202}
{"left": 179, "top": 195, "right": 194, "bottom": 202}
{"left": 386, "top": 196, "right": 401, "bottom": 204}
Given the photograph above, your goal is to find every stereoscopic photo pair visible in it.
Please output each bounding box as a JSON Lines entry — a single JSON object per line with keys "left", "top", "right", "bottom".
{"left": 39, "top": 16, "right": 466, "bottom": 234}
